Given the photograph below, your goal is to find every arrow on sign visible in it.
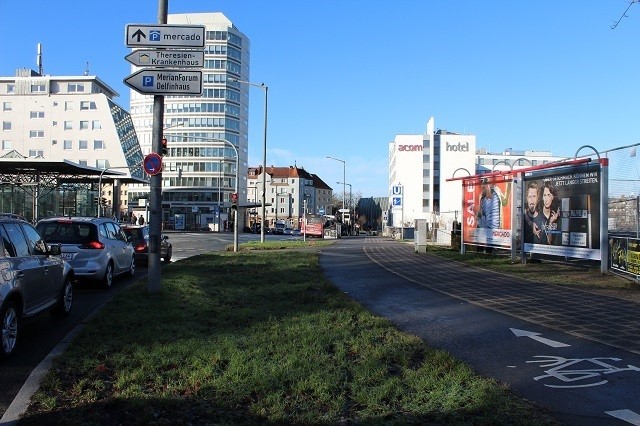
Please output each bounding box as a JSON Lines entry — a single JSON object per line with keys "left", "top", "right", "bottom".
{"left": 132, "top": 29, "right": 146, "bottom": 42}
{"left": 510, "top": 328, "right": 570, "bottom": 348}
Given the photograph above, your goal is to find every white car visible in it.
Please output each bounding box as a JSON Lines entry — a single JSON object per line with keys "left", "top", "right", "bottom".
{"left": 36, "top": 217, "right": 135, "bottom": 288}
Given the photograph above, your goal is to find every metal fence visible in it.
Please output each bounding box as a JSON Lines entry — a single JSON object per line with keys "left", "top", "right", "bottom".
{"left": 602, "top": 144, "right": 640, "bottom": 236}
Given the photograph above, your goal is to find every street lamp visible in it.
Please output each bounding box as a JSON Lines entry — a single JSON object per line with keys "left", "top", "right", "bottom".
{"left": 231, "top": 78, "right": 268, "bottom": 243}
{"left": 326, "top": 156, "right": 346, "bottom": 212}
{"left": 164, "top": 134, "right": 240, "bottom": 252}
{"left": 337, "top": 181, "right": 352, "bottom": 235}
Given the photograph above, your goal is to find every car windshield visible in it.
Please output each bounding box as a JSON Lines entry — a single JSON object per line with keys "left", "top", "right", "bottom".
{"left": 123, "top": 227, "right": 146, "bottom": 240}
{"left": 36, "top": 221, "right": 96, "bottom": 244}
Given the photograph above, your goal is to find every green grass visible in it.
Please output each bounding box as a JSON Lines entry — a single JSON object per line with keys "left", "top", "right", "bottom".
{"left": 21, "top": 244, "right": 557, "bottom": 425}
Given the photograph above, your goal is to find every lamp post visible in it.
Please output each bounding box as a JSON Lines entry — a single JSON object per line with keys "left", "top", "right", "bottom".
{"left": 164, "top": 134, "right": 240, "bottom": 252}
{"left": 231, "top": 78, "right": 268, "bottom": 243}
{"left": 326, "top": 156, "right": 346, "bottom": 212}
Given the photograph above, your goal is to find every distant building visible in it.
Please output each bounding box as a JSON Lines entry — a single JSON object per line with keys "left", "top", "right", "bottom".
{"left": 389, "top": 117, "right": 477, "bottom": 227}
{"left": 247, "top": 166, "right": 332, "bottom": 229}
{"left": 476, "top": 147, "right": 565, "bottom": 174}
{"left": 128, "top": 12, "right": 250, "bottom": 230}
{"left": 0, "top": 67, "right": 144, "bottom": 219}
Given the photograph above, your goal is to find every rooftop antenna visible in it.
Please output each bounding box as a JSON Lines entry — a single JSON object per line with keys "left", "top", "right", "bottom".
{"left": 36, "top": 43, "right": 43, "bottom": 75}
{"left": 84, "top": 61, "right": 90, "bottom": 76}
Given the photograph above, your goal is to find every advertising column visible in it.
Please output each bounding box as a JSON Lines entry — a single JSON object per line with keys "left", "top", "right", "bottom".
{"left": 462, "top": 175, "right": 513, "bottom": 249}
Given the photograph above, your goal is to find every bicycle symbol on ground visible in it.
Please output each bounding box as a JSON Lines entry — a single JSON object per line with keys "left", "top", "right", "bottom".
{"left": 527, "top": 355, "right": 640, "bottom": 388}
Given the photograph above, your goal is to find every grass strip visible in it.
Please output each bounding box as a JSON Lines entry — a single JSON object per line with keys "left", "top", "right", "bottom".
{"left": 23, "top": 248, "right": 557, "bottom": 424}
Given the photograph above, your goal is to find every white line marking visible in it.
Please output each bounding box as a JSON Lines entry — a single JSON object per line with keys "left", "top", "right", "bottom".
{"left": 511, "top": 328, "right": 570, "bottom": 348}
{"left": 606, "top": 409, "right": 640, "bottom": 425}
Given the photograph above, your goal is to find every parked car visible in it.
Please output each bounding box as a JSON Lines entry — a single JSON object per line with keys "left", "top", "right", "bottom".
{"left": 284, "top": 227, "right": 293, "bottom": 235}
{"left": 121, "top": 225, "right": 172, "bottom": 264}
{"left": 292, "top": 229, "right": 301, "bottom": 236}
{"left": 0, "top": 216, "right": 74, "bottom": 360}
{"left": 36, "top": 217, "right": 135, "bottom": 288}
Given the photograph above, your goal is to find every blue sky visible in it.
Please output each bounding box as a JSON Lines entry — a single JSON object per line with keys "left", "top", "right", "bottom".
{"left": 2, "top": 1, "right": 639, "bottom": 198}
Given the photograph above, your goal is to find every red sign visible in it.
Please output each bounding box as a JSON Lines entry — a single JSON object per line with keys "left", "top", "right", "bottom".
{"left": 143, "top": 153, "right": 163, "bottom": 176}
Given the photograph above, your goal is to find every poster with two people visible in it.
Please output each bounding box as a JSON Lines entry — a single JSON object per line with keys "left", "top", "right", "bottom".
{"left": 523, "top": 163, "right": 601, "bottom": 260}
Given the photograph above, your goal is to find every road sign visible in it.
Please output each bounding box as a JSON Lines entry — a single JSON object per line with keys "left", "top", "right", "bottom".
{"left": 124, "top": 69, "right": 203, "bottom": 95}
{"left": 392, "top": 197, "right": 402, "bottom": 206}
{"left": 143, "top": 153, "right": 163, "bottom": 176}
{"left": 125, "top": 49, "right": 204, "bottom": 68}
{"left": 392, "top": 185, "right": 403, "bottom": 195}
{"left": 126, "top": 24, "right": 206, "bottom": 48}
{"left": 338, "top": 208, "right": 350, "bottom": 213}
{"left": 319, "top": 207, "right": 325, "bottom": 215}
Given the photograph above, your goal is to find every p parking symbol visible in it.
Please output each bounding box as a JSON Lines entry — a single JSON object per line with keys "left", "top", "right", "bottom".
{"left": 143, "top": 76, "right": 154, "bottom": 87}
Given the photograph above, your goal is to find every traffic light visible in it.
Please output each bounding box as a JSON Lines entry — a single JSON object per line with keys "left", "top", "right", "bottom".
{"left": 231, "top": 192, "right": 238, "bottom": 206}
{"left": 101, "top": 197, "right": 108, "bottom": 206}
{"left": 162, "top": 138, "right": 168, "bottom": 156}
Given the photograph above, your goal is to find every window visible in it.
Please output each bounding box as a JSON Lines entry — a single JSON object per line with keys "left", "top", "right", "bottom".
{"left": 68, "top": 83, "right": 84, "bottom": 92}
{"left": 2, "top": 122, "right": 11, "bottom": 131}
{"left": 7, "top": 84, "right": 15, "bottom": 94}
{"left": 30, "top": 111, "right": 45, "bottom": 119}
{"left": 63, "top": 140, "right": 72, "bottom": 150}
{"left": 1, "top": 223, "right": 29, "bottom": 257}
{"left": 2, "top": 140, "right": 11, "bottom": 150}
{"left": 80, "top": 121, "right": 89, "bottom": 130}
{"left": 31, "top": 84, "right": 46, "bottom": 93}
{"left": 93, "top": 140, "right": 105, "bottom": 150}
{"left": 79, "top": 159, "right": 88, "bottom": 166}
{"left": 80, "top": 101, "right": 96, "bottom": 110}
{"left": 92, "top": 120, "right": 101, "bottom": 130}
{"left": 79, "top": 140, "right": 88, "bottom": 150}
{"left": 65, "top": 101, "right": 74, "bottom": 111}
{"left": 2, "top": 102, "right": 11, "bottom": 111}
{"left": 21, "top": 224, "right": 47, "bottom": 255}
{"left": 96, "top": 159, "right": 108, "bottom": 168}
{"left": 29, "top": 130, "right": 44, "bottom": 138}
{"left": 64, "top": 121, "right": 73, "bottom": 130}
{"left": 28, "top": 150, "right": 44, "bottom": 157}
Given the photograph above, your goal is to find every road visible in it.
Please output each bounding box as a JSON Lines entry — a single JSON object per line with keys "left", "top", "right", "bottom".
{"left": 320, "top": 237, "right": 640, "bottom": 425}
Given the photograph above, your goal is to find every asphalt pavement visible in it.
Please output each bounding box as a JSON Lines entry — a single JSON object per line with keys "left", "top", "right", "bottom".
{"left": 319, "top": 237, "right": 640, "bottom": 425}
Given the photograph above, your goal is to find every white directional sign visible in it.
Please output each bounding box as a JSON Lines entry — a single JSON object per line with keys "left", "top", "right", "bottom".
{"left": 125, "top": 24, "right": 206, "bottom": 48}
{"left": 125, "top": 49, "right": 204, "bottom": 68}
{"left": 124, "top": 69, "right": 203, "bottom": 95}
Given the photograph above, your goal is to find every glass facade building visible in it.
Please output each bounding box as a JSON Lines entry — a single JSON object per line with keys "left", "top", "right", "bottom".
{"left": 128, "top": 13, "right": 250, "bottom": 231}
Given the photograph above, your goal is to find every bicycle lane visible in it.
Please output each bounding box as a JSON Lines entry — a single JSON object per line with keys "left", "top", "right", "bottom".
{"left": 319, "top": 238, "right": 640, "bottom": 426}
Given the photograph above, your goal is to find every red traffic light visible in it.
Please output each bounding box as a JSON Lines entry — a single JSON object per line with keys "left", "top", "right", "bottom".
{"left": 162, "top": 138, "right": 168, "bottom": 156}
{"left": 231, "top": 193, "right": 238, "bottom": 205}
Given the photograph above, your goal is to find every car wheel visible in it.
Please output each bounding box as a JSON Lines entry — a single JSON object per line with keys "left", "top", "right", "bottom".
{"left": 1, "top": 300, "right": 19, "bottom": 360}
{"left": 102, "top": 262, "right": 114, "bottom": 289}
{"left": 128, "top": 256, "right": 136, "bottom": 277}
{"left": 163, "top": 247, "right": 172, "bottom": 263}
{"left": 51, "top": 276, "right": 73, "bottom": 318}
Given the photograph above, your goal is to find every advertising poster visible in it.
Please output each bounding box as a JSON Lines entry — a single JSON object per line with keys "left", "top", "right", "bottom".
{"left": 610, "top": 236, "right": 640, "bottom": 277}
{"left": 462, "top": 175, "right": 513, "bottom": 248}
{"left": 523, "top": 163, "right": 601, "bottom": 260}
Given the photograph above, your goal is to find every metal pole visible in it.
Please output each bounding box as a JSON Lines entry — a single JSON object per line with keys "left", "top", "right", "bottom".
{"left": 233, "top": 145, "right": 239, "bottom": 252}
{"left": 148, "top": 0, "right": 167, "bottom": 293}
{"left": 261, "top": 85, "right": 268, "bottom": 243}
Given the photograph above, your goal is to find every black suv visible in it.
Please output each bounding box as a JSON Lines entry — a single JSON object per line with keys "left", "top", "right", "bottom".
{"left": 0, "top": 216, "right": 74, "bottom": 360}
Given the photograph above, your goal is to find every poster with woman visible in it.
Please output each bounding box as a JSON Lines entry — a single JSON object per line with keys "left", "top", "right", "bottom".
{"left": 523, "top": 162, "right": 601, "bottom": 260}
{"left": 462, "top": 175, "right": 513, "bottom": 248}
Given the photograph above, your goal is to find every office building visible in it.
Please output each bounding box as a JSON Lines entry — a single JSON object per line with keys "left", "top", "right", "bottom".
{"left": 128, "top": 12, "right": 250, "bottom": 231}
{"left": 0, "top": 67, "right": 144, "bottom": 219}
{"left": 388, "top": 117, "right": 477, "bottom": 227}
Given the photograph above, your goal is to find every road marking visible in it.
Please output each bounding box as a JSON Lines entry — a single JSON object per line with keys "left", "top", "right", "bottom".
{"left": 510, "top": 328, "right": 570, "bottom": 348}
{"left": 605, "top": 409, "right": 640, "bottom": 425}
{"left": 527, "top": 356, "right": 640, "bottom": 388}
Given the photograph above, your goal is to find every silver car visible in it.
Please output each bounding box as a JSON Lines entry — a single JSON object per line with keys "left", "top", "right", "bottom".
{"left": 0, "top": 217, "right": 74, "bottom": 360}
{"left": 36, "top": 217, "right": 135, "bottom": 288}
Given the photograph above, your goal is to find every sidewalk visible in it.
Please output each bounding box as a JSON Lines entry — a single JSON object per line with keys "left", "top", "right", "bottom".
{"left": 361, "top": 238, "right": 640, "bottom": 355}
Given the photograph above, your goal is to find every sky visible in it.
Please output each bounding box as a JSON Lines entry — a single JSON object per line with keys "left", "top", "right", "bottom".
{"left": 2, "top": 1, "right": 640, "bottom": 199}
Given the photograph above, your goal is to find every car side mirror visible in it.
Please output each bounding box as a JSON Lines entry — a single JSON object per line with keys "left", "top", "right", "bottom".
{"left": 48, "top": 244, "right": 61, "bottom": 256}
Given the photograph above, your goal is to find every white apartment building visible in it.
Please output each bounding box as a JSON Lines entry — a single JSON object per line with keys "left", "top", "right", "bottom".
{"left": 128, "top": 12, "right": 250, "bottom": 230}
{"left": 246, "top": 166, "right": 332, "bottom": 229}
{"left": 0, "top": 68, "right": 144, "bottom": 219}
{"left": 388, "top": 117, "right": 476, "bottom": 227}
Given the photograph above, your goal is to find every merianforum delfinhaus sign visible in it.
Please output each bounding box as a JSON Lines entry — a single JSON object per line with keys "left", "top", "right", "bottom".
{"left": 123, "top": 69, "right": 203, "bottom": 95}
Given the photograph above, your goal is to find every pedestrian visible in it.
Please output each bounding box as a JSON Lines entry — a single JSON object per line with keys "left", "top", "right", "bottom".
{"left": 138, "top": 215, "right": 145, "bottom": 226}
{"left": 131, "top": 213, "right": 137, "bottom": 225}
